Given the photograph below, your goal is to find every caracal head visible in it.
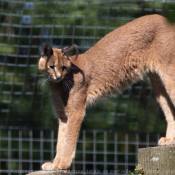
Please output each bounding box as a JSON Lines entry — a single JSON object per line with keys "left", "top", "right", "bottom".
{"left": 38, "top": 44, "right": 78, "bottom": 83}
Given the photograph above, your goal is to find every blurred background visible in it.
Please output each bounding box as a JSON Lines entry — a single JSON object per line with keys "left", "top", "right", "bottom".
{"left": 0, "top": 0, "right": 175, "bottom": 175}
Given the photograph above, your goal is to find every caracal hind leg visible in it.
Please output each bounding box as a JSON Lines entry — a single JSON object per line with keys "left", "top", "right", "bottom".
{"left": 149, "top": 73, "right": 175, "bottom": 146}
{"left": 42, "top": 116, "right": 67, "bottom": 170}
{"left": 160, "top": 73, "right": 175, "bottom": 145}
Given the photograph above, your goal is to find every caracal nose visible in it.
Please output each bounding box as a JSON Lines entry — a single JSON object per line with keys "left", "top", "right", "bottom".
{"left": 55, "top": 73, "right": 61, "bottom": 80}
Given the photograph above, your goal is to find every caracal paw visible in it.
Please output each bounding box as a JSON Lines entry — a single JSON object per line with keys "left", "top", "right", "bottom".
{"left": 58, "top": 159, "right": 71, "bottom": 170}
{"left": 41, "top": 162, "right": 59, "bottom": 171}
{"left": 42, "top": 162, "right": 53, "bottom": 170}
{"left": 158, "top": 137, "right": 175, "bottom": 146}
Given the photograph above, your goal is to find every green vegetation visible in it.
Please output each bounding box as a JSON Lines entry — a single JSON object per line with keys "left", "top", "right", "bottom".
{"left": 0, "top": 0, "right": 171, "bottom": 131}
{"left": 131, "top": 166, "right": 144, "bottom": 175}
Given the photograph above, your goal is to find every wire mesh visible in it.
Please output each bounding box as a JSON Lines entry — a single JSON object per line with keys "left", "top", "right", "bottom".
{"left": 0, "top": 128, "right": 164, "bottom": 175}
{"left": 1, "top": 0, "right": 173, "bottom": 131}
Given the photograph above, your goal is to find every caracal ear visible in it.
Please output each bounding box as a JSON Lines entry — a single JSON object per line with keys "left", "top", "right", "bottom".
{"left": 62, "top": 44, "right": 79, "bottom": 59}
{"left": 41, "top": 44, "right": 53, "bottom": 57}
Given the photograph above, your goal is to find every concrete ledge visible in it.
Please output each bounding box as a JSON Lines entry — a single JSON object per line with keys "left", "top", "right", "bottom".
{"left": 26, "top": 170, "right": 72, "bottom": 175}
{"left": 138, "top": 146, "right": 175, "bottom": 175}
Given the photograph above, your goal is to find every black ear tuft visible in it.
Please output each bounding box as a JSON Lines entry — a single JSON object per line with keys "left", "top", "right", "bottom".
{"left": 41, "top": 44, "right": 53, "bottom": 57}
{"left": 62, "top": 44, "right": 79, "bottom": 59}
{"left": 61, "top": 47, "right": 69, "bottom": 53}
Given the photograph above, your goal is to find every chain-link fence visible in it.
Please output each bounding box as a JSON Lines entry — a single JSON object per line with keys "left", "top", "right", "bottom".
{"left": 0, "top": 0, "right": 175, "bottom": 174}
{"left": 0, "top": 128, "right": 164, "bottom": 175}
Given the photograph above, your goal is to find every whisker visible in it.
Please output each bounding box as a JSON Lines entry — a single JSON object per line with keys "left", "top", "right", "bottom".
{"left": 63, "top": 78, "right": 74, "bottom": 91}
{"left": 67, "top": 80, "right": 73, "bottom": 88}
{"left": 67, "top": 81, "right": 71, "bottom": 88}
{"left": 63, "top": 81, "right": 67, "bottom": 91}
{"left": 30, "top": 74, "right": 45, "bottom": 79}
{"left": 36, "top": 77, "right": 49, "bottom": 89}
{"left": 67, "top": 79, "right": 73, "bottom": 85}
{"left": 66, "top": 82, "right": 71, "bottom": 90}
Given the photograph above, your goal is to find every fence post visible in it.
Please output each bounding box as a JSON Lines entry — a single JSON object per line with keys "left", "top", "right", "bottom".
{"left": 138, "top": 146, "right": 175, "bottom": 175}
{"left": 26, "top": 170, "right": 72, "bottom": 175}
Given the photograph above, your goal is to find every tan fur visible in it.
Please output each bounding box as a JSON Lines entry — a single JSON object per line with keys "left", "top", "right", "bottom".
{"left": 38, "top": 14, "right": 175, "bottom": 170}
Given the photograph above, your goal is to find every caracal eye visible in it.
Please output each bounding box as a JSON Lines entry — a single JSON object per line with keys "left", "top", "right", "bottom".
{"left": 62, "top": 66, "right": 67, "bottom": 71}
{"left": 48, "top": 65, "right": 55, "bottom": 69}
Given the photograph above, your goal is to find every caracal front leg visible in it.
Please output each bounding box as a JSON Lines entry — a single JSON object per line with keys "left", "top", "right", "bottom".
{"left": 42, "top": 116, "right": 68, "bottom": 170}
{"left": 150, "top": 73, "right": 175, "bottom": 146}
{"left": 58, "top": 101, "right": 86, "bottom": 169}
{"left": 42, "top": 95, "right": 86, "bottom": 170}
